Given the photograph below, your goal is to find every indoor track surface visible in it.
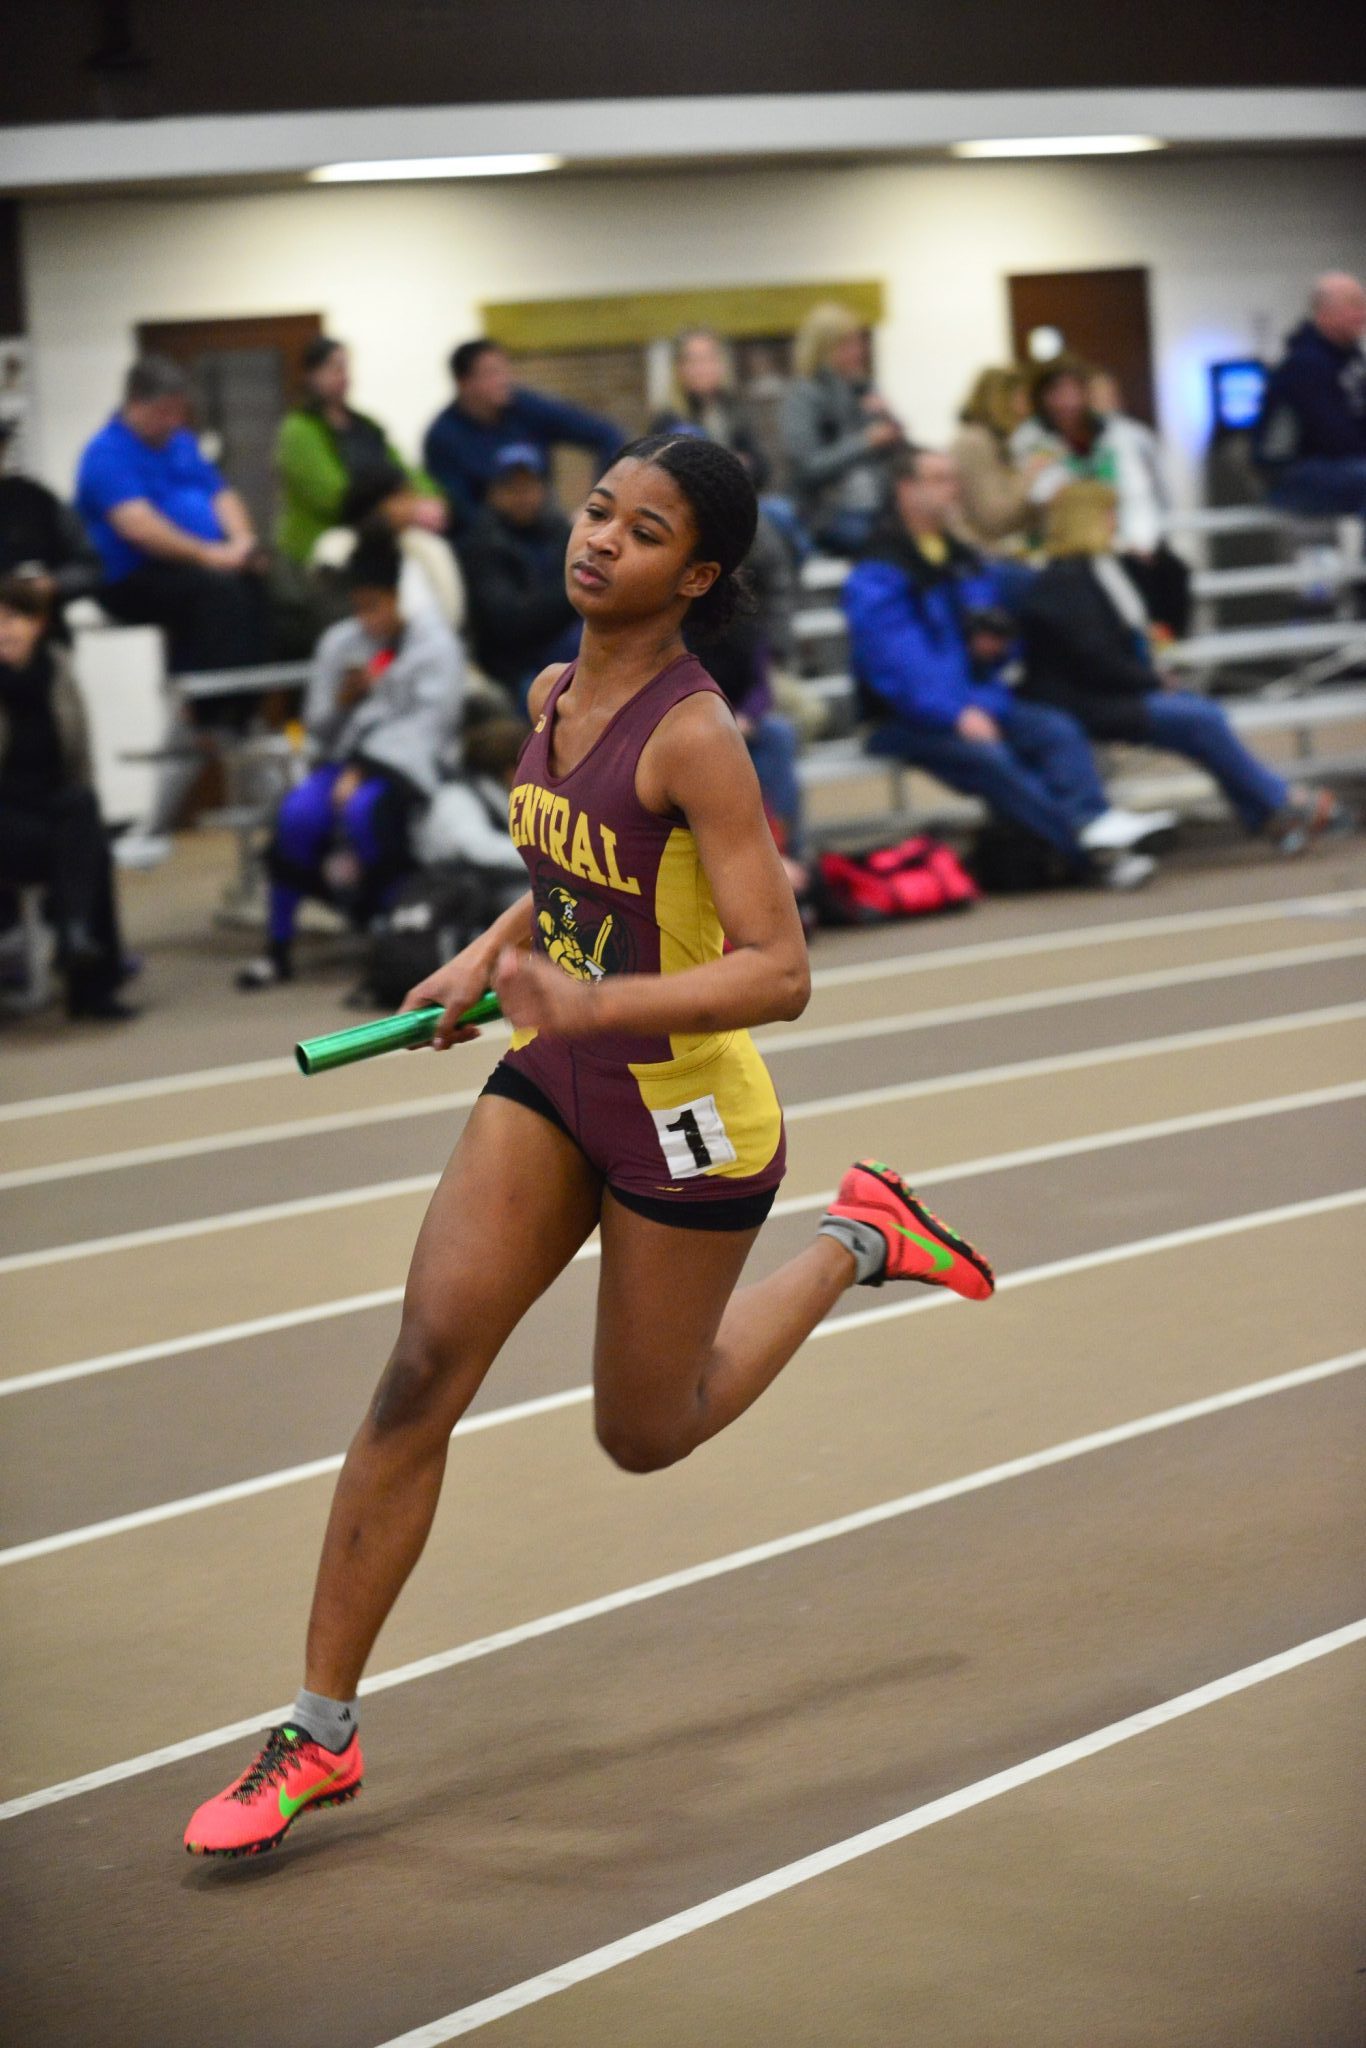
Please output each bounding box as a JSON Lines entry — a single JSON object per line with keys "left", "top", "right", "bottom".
{"left": 3, "top": 838, "right": 1365, "bottom": 2047}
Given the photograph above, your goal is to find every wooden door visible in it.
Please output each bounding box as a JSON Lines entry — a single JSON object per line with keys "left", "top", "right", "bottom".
{"left": 137, "top": 313, "right": 324, "bottom": 536}
{"left": 1007, "top": 268, "right": 1157, "bottom": 426}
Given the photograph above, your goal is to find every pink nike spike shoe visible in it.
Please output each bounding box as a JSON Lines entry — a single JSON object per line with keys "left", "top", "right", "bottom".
{"left": 184, "top": 1725, "right": 363, "bottom": 1858}
{"left": 826, "top": 1160, "right": 996, "bottom": 1301}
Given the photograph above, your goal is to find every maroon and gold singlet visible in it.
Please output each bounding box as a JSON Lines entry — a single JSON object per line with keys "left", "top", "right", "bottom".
{"left": 485, "top": 652, "right": 786, "bottom": 1225}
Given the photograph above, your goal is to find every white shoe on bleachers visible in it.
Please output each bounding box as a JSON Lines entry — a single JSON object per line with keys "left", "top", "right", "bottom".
{"left": 1079, "top": 807, "right": 1177, "bottom": 852}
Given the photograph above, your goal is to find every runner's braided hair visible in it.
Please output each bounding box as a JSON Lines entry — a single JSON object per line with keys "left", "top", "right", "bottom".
{"left": 613, "top": 431, "right": 758, "bottom": 636}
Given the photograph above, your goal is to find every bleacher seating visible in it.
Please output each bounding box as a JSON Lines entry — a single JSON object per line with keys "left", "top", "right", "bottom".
{"left": 787, "top": 511, "right": 1366, "bottom": 847}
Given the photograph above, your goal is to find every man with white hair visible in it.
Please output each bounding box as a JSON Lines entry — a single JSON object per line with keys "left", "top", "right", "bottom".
{"left": 1254, "top": 272, "right": 1366, "bottom": 515}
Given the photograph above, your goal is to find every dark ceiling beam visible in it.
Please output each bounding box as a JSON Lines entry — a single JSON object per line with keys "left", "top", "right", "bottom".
{"left": 4, "top": 0, "right": 1364, "bottom": 128}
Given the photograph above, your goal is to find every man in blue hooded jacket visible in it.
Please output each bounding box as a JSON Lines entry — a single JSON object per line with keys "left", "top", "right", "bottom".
{"left": 843, "top": 447, "right": 1168, "bottom": 881}
{"left": 1254, "top": 274, "right": 1366, "bottom": 517}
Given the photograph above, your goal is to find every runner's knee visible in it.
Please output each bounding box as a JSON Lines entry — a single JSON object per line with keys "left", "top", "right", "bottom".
{"left": 368, "top": 1322, "right": 477, "bottom": 1439}
{"left": 594, "top": 1410, "right": 694, "bottom": 1474}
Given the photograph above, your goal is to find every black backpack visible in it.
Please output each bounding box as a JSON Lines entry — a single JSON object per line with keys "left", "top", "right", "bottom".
{"left": 365, "top": 861, "right": 524, "bottom": 1008}
{"left": 966, "top": 820, "right": 1073, "bottom": 894}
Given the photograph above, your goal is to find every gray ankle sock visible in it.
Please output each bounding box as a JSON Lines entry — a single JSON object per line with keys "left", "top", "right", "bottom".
{"left": 818, "top": 1214, "right": 886, "bottom": 1285}
{"left": 290, "top": 1688, "right": 358, "bottom": 1753}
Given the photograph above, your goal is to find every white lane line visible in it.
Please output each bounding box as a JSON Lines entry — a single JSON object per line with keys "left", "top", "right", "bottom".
{"left": 804, "top": 886, "right": 1366, "bottom": 992}
{"left": 3, "top": 1188, "right": 1362, "bottom": 1562}
{"left": 4, "top": 887, "right": 1362, "bottom": 1127}
{"left": 0, "top": 1173, "right": 438, "bottom": 1277}
{"left": 0, "top": 1087, "right": 486, "bottom": 1193}
{"left": 3, "top": 1342, "right": 1362, "bottom": 1822}
{"left": 376, "top": 1618, "right": 1366, "bottom": 2045}
{"left": 757, "top": 936, "right": 1366, "bottom": 1057}
{"left": 6, "top": 938, "right": 1365, "bottom": 1259}
{"left": 0, "top": 1385, "right": 598, "bottom": 1567}
{"left": 5, "top": 1017, "right": 1363, "bottom": 1397}
{"left": 782, "top": 1000, "right": 1366, "bottom": 1124}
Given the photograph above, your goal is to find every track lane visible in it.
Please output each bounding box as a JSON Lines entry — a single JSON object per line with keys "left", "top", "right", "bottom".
{"left": 4, "top": 888, "right": 1363, "bottom": 1178}
{"left": 3, "top": 949, "right": 1364, "bottom": 1349}
{"left": 2, "top": 1081, "right": 1364, "bottom": 1544}
{"left": 450, "top": 1639, "right": 1366, "bottom": 2048}
{"left": 3, "top": 1195, "right": 1361, "bottom": 1803}
{"left": 4, "top": 1370, "right": 1362, "bottom": 2048}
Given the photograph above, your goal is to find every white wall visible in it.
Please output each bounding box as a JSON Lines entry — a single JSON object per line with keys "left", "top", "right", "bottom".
{"left": 20, "top": 148, "right": 1366, "bottom": 512}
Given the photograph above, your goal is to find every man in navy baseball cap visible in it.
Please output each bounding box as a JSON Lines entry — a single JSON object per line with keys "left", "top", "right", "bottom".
{"left": 457, "top": 439, "right": 580, "bottom": 706}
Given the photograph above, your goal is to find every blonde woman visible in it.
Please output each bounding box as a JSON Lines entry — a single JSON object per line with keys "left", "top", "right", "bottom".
{"left": 780, "top": 303, "right": 903, "bottom": 552}
{"left": 1019, "top": 483, "right": 1351, "bottom": 853}
{"left": 951, "top": 366, "right": 1053, "bottom": 550}
{"left": 651, "top": 328, "right": 770, "bottom": 488}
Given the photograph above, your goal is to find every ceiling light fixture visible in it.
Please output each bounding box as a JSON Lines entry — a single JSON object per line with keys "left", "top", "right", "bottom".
{"left": 309, "top": 154, "right": 562, "bottom": 183}
{"left": 951, "top": 135, "right": 1166, "bottom": 159}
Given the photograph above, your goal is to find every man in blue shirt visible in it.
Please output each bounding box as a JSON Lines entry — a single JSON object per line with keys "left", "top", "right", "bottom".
{"left": 843, "top": 446, "right": 1169, "bottom": 885}
{"left": 423, "top": 339, "right": 621, "bottom": 535}
{"left": 76, "top": 356, "right": 269, "bottom": 672}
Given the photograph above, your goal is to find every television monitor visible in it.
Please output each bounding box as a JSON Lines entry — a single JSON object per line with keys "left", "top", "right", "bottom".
{"left": 1210, "top": 358, "right": 1268, "bottom": 434}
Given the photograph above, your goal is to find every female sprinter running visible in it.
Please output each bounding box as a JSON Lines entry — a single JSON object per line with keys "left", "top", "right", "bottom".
{"left": 185, "top": 434, "right": 995, "bottom": 1857}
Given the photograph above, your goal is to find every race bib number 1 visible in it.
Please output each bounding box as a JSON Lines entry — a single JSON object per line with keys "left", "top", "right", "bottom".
{"left": 650, "top": 1093, "right": 738, "bottom": 1179}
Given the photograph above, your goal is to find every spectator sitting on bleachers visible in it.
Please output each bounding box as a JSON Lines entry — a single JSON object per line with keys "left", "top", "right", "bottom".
{"left": 951, "top": 366, "right": 1055, "bottom": 553}
{"left": 456, "top": 444, "right": 579, "bottom": 707}
{"left": 276, "top": 336, "right": 446, "bottom": 566}
{"left": 1012, "top": 356, "right": 1191, "bottom": 637}
{"left": 1255, "top": 273, "right": 1366, "bottom": 518}
{"left": 423, "top": 340, "right": 621, "bottom": 537}
{"left": 313, "top": 462, "right": 468, "bottom": 632}
{"left": 411, "top": 713, "right": 530, "bottom": 874}
{"left": 651, "top": 329, "right": 771, "bottom": 488}
{"left": 75, "top": 355, "right": 270, "bottom": 673}
{"left": 0, "top": 576, "right": 134, "bottom": 1020}
{"left": 780, "top": 303, "right": 904, "bottom": 556}
{"left": 1020, "top": 482, "right": 1352, "bottom": 855}
{"left": 843, "top": 447, "right": 1173, "bottom": 889}
{"left": 0, "top": 421, "right": 103, "bottom": 624}
{"left": 236, "top": 527, "right": 463, "bottom": 989}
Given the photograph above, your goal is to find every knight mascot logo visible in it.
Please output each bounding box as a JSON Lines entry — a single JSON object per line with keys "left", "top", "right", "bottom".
{"left": 536, "top": 881, "right": 633, "bottom": 981}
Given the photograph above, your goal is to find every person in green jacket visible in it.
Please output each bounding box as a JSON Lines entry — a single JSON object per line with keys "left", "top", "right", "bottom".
{"left": 275, "top": 337, "right": 446, "bottom": 564}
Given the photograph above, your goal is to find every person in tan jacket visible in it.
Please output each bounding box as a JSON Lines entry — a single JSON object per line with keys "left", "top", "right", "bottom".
{"left": 951, "top": 366, "right": 1053, "bottom": 552}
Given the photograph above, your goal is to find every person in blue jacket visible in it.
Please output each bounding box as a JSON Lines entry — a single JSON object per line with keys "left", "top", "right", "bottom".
{"left": 842, "top": 447, "right": 1170, "bottom": 884}
{"left": 422, "top": 340, "right": 622, "bottom": 534}
{"left": 1254, "top": 274, "right": 1366, "bottom": 517}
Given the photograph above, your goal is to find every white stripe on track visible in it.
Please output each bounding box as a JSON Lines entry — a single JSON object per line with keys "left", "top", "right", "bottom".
{"left": 782, "top": 999, "right": 1366, "bottom": 1124}
{"left": 0, "top": 1172, "right": 439, "bottom": 1277}
{"left": 756, "top": 935, "right": 1366, "bottom": 1057}
{"left": 4, "top": 1019, "right": 1363, "bottom": 1397}
{"left": 3, "top": 886, "right": 1362, "bottom": 1126}
{"left": 0, "top": 1085, "right": 486, "bottom": 1193}
{"left": 2, "top": 1340, "right": 1362, "bottom": 1822}
{"left": 6, "top": 937, "right": 1365, "bottom": 1255}
{"left": 3, "top": 1185, "right": 1362, "bottom": 1562}
{"left": 375, "top": 1617, "right": 1366, "bottom": 2045}
{"left": 803, "top": 886, "right": 1366, "bottom": 992}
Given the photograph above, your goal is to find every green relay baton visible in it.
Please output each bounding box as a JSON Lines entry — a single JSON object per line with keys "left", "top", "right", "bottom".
{"left": 295, "top": 991, "right": 503, "bottom": 1076}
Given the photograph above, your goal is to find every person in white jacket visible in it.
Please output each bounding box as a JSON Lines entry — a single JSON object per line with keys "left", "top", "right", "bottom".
{"left": 237, "top": 524, "right": 462, "bottom": 988}
{"left": 1012, "top": 357, "right": 1191, "bottom": 636}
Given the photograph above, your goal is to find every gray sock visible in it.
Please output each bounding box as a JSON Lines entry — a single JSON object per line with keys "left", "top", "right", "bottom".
{"left": 290, "top": 1687, "right": 359, "bottom": 1753}
{"left": 818, "top": 1214, "right": 886, "bottom": 1285}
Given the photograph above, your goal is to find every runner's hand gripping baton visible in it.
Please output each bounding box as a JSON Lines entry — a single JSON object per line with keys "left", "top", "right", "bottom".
{"left": 295, "top": 991, "right": 502, "bottom": 1075}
